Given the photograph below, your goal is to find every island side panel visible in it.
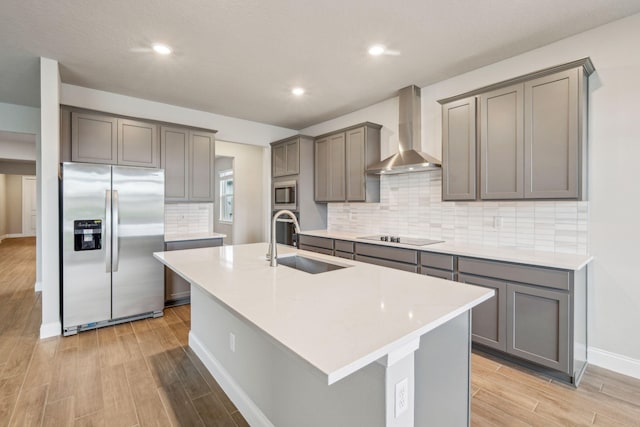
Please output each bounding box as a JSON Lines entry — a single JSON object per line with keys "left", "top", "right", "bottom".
{"left": 414, "top": 311, "right": 471, "bottom": 427}
{"left": 189, "top": 284, "right": 386, "bottom": 427}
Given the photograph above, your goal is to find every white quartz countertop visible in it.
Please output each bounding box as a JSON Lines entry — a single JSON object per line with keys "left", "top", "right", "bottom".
{"left": 299, "top": 230, "right": 593, "bottom": 271}
{"left": 164, "top": 232, "right": 226, "bottom": 243}
{"left": 154, "top": 243, "right": 492, "bottom": 384}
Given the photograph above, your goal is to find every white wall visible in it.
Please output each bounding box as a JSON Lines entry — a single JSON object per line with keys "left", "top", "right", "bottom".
{"left": 216, "top": 141, "right": 266, "bottom": 244}
{"left": 61, "top": 84, "right": 297, "bottom": 146}
{"left": 302, "top": 13, "right": 640, "bottom": 376}
{"left": 39, "top": 57, "right": 60, "bottom": 338}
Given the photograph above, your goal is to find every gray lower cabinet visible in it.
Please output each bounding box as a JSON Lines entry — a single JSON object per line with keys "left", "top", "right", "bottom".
{"left": 458, "top": 273, "right": 507, "bottom": 351}
{"left": 507, "top": 283, "right": 569, "bottom": 372}
{"left": 71, "top": 112, "right": 159, "bottom": 168}
{"left": 315, "top": 123, "right": 381, "bottom": 203}
{"left": 165, "top": 238, "right": 222, "bottom": 305}
{"left": 420, "top": 252, "right": 456, "bottom": 280}
{"left": 298, "top": 235, "right": 334, "bottom": 256}
{"left": 161, "top": 127, "right": 216, "bottom": 202}
{"left": 442, "top": 97, "right": 477, "bottom": 201}
{"left": 355, "top": 243, "right": 418, "bottom": 273}
{"left": 334, "top": 239, "right": 355, "bottom": 260}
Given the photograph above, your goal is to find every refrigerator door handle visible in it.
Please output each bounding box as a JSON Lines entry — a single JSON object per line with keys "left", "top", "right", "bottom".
{"left": 105, "top": 190, "right": 112, "bottom": 273}
{"left": 113, "top": 190, "right": 120, "bottom": 272}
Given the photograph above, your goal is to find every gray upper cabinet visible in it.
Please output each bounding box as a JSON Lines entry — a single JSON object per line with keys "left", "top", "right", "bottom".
{"left": 160, "top": 126, "right": 216, "bottom": 202}
{"left": 71, "top": 112, "right": 118, "bottom": 165}
{"left": 272, "top": 138, "right": 299, "bottom": 177}
{"left": 315, "top": 133, "right": 346, "bottom": 202}
{"left": 524, "top": 68, "right": 580, "bottom": 199}
{"left": 442, "top": 97, "right": 477, "bottom": 201}
{"left": 189, "top": 130, "right": 216, "bottom": 201}
{"left": 71, "top": 111, "right": 159, "bottom": 168}
{"left": 314, "top": 122, "right": 381, "bottom": 203}
{"left": 479, "top": 84, "right": 524, "bottom": 199}
{"left": 161, "top": 126, "right": 189, "bottom": 201}
{"left": 440, "top": 58, "right": 593, "bottom": 201}
{"left": 117, "top": 118, "right": 159, "bottom": 168}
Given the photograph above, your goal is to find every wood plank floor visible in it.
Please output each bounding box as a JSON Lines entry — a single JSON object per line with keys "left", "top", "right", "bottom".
{"left": 2, "top": 237, "right": 640, "bottom": 426}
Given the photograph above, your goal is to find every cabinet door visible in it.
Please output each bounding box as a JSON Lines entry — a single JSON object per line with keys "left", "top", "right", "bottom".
{"left": 272, "top": 143, "right": 286, "bottom": 177}
{"left": 189, "top": 130, "right": 215, "bottom": 201}
{"left": 480, "top": 84, "right": 524, "bottom": 199}
{"left": 346, "top": 127, "right": 366, "bottom": 201}
{"left": 161, "top": 126, "right": 189, "bottom": 201}
{"left": 328, "top": 133, "right": 346, "bottom": 201}
{"left": 524, "top": 68, "right": 579, "bottom": 199}
{"left": 314, "top": 137, "right": 329, "bottom": 201}
{"left": 285, "top": 140, "right": 299, "bottom": 175}
{"left": 71, "top": 112, "right": 117, "bottom": 164}
{"left": 506, "top": 283, "right": 570, "bottom": 373}
{"left": 458, "top": 274, "right": 506, "bottom": 351}
{"left": 442, "top": 97, "right": 477, "bottom": 200}
{"left": 118, "top": 119, "right": 159, "bottom": 168}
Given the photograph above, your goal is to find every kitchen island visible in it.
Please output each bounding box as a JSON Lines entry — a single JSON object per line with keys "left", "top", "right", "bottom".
{"left": 154, "top": 243, "right": 493, "bottom": 427}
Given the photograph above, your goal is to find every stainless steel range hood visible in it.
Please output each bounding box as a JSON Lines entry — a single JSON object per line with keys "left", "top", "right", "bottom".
{"left": 367, "top": 85, "right": 441, "bottom": 175}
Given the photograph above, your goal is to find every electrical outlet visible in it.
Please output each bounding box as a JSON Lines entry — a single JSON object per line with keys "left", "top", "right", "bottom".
{"left": 229, "top": 332, "right": 236, "bottom": 352}
{"left": 395, "top": 378, "right": 408, "bottom": 418}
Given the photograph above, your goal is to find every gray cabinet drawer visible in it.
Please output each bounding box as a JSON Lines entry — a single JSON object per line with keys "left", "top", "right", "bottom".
{"left": 355, "top": 243, "right": 417, "bottom": 265}
{"left": 420, "top": 252, "right": 455, "bottom": 271}
{"left": 299, "top": 244, "right": 333, "bottom": 256}
{"left": 458, "top": 257, "right": 569, "bottom": 291}
{"left": 165, "top": 238, "right": 223, "bottom": 251}
{"left": 421, "top": 267, "right": 455, "bottom": 281}
{"left": 355, "top": 254, "right": 418, "bottom": 273}
{"left": 298, "top": 235, "right": 334, "bottom": 251}
{"left": 335, "top": 251, "right": 355, "bottom": 260}
{"left": 334, "top": 239, "right": 354, "bottom": 253}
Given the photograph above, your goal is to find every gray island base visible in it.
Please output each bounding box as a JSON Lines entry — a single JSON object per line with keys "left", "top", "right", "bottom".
{"left": 154, "top": 243, "right": 492, "bottom": 427}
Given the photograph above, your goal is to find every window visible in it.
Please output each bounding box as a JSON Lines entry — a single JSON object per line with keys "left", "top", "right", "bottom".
{"left": 219, "top": 170, "right": 233, "bottom": 223}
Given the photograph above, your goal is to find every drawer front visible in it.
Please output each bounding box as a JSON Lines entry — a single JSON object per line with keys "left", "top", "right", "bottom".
{"left": 335, "top": 251, "right": 355, "bottom": 260}
{"left": 458, "top": 257, "right": 570, "bottom": 291}
{"left": 334, "top": 239, "right": 354, "bottom": 253}
{"left": 298, "top": 235, "right": 334, "bottom": 250}
{"left": 355, "top": 254, "right": 418, "bottom": 273}
{"left": 355, "top": 243, "right": 417, "bottom": 265}
{"left": 299, "top": 244, "right": 333, "bottom": 256}
{"left": 165, "top": 238, "right": 223, "bottom": 251}
{"left": 420, "top": 267, "right": 455, "bottom": 281}
{"left": 420, "top": 252, "right": 455, "bottom": 271}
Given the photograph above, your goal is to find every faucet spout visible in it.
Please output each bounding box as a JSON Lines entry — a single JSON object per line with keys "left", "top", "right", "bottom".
{"left": 268, "top": 210, "right": 301, "bottom": 267}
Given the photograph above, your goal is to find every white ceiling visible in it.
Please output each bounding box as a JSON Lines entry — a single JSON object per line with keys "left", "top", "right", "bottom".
{"left": 1, "top": 0, "right": 639, "bottom": 130}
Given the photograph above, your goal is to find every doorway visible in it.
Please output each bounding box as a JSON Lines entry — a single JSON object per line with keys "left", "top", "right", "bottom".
{"left": 22, "top": 175, "right": 36, "bottom": 236}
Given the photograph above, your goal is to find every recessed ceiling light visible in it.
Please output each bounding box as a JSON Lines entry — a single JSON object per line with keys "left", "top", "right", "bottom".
{"left": 152, "top": 43, "right": 172, "bottom": 55}
{"left": 292, "top": 87, "right": 305, "bottom": 96}
{"left": 368, "top": 44, "right": 386, "bottom": 56}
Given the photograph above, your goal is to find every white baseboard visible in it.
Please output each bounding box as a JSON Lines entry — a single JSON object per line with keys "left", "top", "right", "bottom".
{"left": 4, "top": 233, "right": 27, "bottom": 238}
{"left": 40, "top": 321, "right": 61, "bottom": 339}
{"left": 189, "top": 332, "right": 274, "bottom": 427}
{"left": 34, "top": 281, "right": 42, "bottom": 292}
{"left": 589, "top": 347, "right": 640, "bottom": 380}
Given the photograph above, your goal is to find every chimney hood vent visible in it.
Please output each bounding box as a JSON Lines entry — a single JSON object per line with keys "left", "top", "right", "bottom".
{"left": 367, "top": 85, "right": 441, "bottom": 175}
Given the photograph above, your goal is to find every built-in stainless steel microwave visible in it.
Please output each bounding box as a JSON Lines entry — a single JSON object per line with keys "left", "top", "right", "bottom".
{"left": 273, "top": 180, "right": 297, "bottom": 210}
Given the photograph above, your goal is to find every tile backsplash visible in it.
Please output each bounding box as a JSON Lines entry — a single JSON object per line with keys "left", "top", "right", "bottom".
{"left": 165, "top": 203, "right": 213, "bottom": 234}
{"left": 328, "top": 170, "right": 588, "bottom": 254}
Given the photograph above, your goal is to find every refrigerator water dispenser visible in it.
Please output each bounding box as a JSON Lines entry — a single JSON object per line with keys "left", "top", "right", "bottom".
{"left": 73, "top": 219, "right": 102, "bottom": 251}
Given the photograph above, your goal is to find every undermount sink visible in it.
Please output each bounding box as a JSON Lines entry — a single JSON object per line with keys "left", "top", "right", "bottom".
{"left": 277, "top": 255, "right": 349, "bottom": 274}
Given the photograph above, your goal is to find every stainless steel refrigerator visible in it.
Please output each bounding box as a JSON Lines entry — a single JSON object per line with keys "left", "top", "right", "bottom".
{"left": 60, "top": 162, "right": 165, "bottom": 335}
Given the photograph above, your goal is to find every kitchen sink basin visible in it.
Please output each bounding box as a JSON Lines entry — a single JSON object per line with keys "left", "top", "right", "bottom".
{"left": 277, "top": 255, "right": 349, "bottom": 274}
